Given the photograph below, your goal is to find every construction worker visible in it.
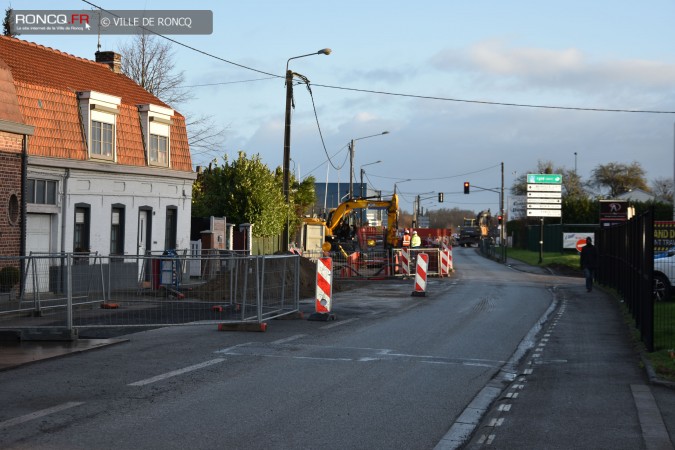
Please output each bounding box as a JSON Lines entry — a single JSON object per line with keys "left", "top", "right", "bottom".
{"left": 402, "top": 229, "right": 411, "bottom": 248}
{"left": 411, "top": 230, "right": 421, "bottom": 248}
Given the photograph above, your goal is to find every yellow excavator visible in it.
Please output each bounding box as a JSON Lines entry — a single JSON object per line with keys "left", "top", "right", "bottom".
{"left": 305, "top": 194, "right": 400, "bottom": 251}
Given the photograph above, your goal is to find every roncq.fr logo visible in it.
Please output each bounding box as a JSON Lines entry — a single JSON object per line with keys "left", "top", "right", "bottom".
{"left": 15, "top": 13, "right": 90, "bottom": 27}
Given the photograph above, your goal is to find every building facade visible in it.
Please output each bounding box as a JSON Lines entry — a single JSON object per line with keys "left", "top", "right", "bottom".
{"left": 0, "top": 37, "right": 196, "bottom": 260}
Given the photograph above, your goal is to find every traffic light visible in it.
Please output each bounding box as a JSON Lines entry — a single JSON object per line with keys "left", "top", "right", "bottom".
{"left": 497, "top": 215, "right": 503, "bottom": 224}
{"left": 438, "top": 192, "right": 444, "bottom": 202}
{"left": 463, "top": 181, "right": 470, "bottom": 194}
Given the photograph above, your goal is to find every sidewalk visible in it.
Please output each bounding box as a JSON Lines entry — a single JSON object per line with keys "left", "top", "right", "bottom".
{"left": 461, "top": 257, "right": 675, "bottom": 449}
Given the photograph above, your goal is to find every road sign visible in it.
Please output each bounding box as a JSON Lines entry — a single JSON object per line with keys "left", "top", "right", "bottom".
{"left": 526, "top": 197, "right": 561, "bottom": 204}
{"left": 527, "top": 174, "right": 562, "bottom": 218}
{"left": 527, "top": 174, "right": 562, "bottom": 184}
{"left": 527, "top": 203, "right": 562, "bottom": 209}
{"left": 527, "top": 191, "right": 561, "bottom": 198}
{"left": 576, "top": 239, "right": 587, "bottom": 252}
{"left": 527, "top": 209, "right": 562, "bottom": 217}
{"left": 527, "top": 184, "right": 562, "bottom": 192}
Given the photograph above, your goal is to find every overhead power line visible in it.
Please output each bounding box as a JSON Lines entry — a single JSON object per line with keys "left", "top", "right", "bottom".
{"left": 82, "top": 0, "right": 675, "bottom": 115}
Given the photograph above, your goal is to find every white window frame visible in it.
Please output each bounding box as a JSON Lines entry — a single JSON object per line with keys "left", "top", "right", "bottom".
{"left": 78, "top": 91, "right": 121, "bottom": 162}
{"left": 138, "top": 104, "right": 173, "bottom": 168}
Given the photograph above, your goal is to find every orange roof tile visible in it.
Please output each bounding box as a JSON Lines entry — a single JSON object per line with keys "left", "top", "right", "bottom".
{"left": 0, "top": 36, "right": 192, "bottom": 172}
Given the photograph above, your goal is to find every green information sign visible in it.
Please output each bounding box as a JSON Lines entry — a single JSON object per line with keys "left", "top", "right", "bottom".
{"left": 527, "top": 173, "right": 562, "bottom": 184}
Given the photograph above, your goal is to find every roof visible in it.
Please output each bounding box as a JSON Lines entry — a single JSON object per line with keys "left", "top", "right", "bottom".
{"left": 0, "top": 36, "right": 192, "bottom": 171}
{"left": 0, "top": 58, "right": 24, "bottom": 125}
{"left": 616, "top": 188, "right": 656, "bottom": 202}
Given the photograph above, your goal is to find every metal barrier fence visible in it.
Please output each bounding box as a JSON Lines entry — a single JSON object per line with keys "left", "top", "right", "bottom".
{"left": 478, "top": 239, "right": 507, "bottom": 263}
{"left": 596, "top": 211, "right": 654, "bottom": 351}
{"left": 0, "top": 252, "right": 300, "bottom": 332}
{"left": 304, "top": 248, "right": 446, "bottom": 279}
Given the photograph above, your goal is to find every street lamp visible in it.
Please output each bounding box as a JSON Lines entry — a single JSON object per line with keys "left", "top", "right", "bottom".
{"left": 393, "top": 178, "right": 411, "bottom": 194}
{"left": 359, "top": 160, "right": 382, "bottom": 198}
{"left": 282, "top": 48, "right": 331, "bottom": 250}
{"left": 348, "top": 131, "right": 389, "bottom": 200}
{"left": 574, "top": 152, "right": 578, "bottom": 175}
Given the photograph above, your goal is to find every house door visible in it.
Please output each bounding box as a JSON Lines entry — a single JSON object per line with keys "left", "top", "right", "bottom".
{"left": 137, "top": 210, "right": 151, "bottom": 281}
{"left": 25, "top": 213, "right": 52, "bottom": 293}
{"left": 138, "top": 210, "right": 148, "bottom": 256}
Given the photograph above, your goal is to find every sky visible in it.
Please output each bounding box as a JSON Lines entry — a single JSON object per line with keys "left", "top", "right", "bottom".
{"left": 10, "top": 0, "right": 675, "bottom": 215}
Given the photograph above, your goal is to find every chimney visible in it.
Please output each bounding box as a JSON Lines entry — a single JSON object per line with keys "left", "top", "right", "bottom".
{"left": 95, "top": 51, "right": 122, "bottom": 74}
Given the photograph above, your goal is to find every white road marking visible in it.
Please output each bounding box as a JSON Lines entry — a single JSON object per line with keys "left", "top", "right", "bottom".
{"left": 128, "top": 358, "right": 225, "bottom": 386}
{"left": 271, "top": 334, "right": 306, "bottom": 344}
{"left": 0, "top": 401, "right": 84, "bottom": 430}
{"left": 321, "top": 318, "right": 358, "bottom": 329}
{"left": 489, "top": 418, "right": 504, "bottom": 427}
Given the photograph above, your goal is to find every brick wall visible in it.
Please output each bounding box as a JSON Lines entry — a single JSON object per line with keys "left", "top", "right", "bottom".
{"left": 0, "top": 130, "right": 23, "bottom": 256}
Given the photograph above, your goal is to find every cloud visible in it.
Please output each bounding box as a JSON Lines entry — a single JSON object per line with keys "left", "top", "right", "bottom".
{"left": 431, "top": 39, "right": 675, "bottom": 93}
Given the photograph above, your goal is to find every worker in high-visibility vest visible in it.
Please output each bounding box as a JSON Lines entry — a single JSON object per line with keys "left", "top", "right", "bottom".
{"left": 411, "top": 230, "right": 422, "bottom": 248}
{"left": 402, "top": 229, "right": 411, "bottom": 248}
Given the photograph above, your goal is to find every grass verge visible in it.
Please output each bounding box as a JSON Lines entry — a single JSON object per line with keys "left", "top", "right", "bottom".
{"left": 506, "top": 248, "right": 581, "bottom": 271}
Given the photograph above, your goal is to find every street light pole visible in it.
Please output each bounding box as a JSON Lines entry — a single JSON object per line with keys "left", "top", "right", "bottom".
{"left": 348, "top": 131, "right": 389, "bottom": 200}
{"left": 393, "top": 178, "right": 411, "bottom": 195}
{"left": 359, "top": 160, "right": 382, "bottom": 198}
{"left": 281, "top": 48, "right": 331, "bottom": 251}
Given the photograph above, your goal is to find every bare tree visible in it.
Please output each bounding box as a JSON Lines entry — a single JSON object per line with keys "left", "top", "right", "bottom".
{"left": 651, "top": 177, "right": 674, "bottom": 203}
{"left": 118, "top": 33, "right": 190, "bottom": 106}
{"left": 117, "top": 33, "right": 227, "bottom": 166}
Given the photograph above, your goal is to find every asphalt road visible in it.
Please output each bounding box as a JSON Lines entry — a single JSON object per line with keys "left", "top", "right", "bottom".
{"left": 0, "top": 248, "right": 560, "bottom": 449}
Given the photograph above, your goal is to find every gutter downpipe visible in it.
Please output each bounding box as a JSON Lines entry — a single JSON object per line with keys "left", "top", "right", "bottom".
{"left": 19, "top": 135, "right": 27, "bottom": 299}
{"left": 60, "top": 168, "right": 70, "bottom": 294}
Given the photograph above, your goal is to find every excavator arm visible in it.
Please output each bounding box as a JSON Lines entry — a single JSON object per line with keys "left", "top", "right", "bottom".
{"left": 325, "top": 194, "right": 399, "bottom": 247}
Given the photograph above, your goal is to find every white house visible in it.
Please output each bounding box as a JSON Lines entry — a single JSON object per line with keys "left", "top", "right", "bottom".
{"left": 0, "top": 37, "right": 196, "bottom": 266}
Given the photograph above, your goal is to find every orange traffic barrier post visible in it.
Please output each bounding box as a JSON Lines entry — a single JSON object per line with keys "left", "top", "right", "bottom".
{"left": 308, "top": 257, "right": 336, "bottom": 321}
{"left": 411, "top": 253, "right": 428, "bottom": 297}
{"left": 400, "top": 248, "right": 410, "bottom": 276}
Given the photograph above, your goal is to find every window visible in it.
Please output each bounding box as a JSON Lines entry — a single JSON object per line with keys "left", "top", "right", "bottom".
{"left": 7, "top": 193, "right": 19, "bottom": 226}
{"left": 110, "top": 206, "right": 125, "bottom": 256}
{"left": 165, "top": 207, "right": 177, "bottom": 250}
{"left": 78, "top": 91, "right": 121, "bottom": 162}
{"left": 150, "top": 134, "right": 168, "bottom": 165}
{"left": 138, "top": 104, "right": 173, "bottom": 167}
{"left": 27, "top": 179, "right": 57, "bottom": 205}
{"left": 91, "top": 121, "right": 114, "bottom": 158}
{"left": 73, "top": 205, "right": 90, "bottom": 253}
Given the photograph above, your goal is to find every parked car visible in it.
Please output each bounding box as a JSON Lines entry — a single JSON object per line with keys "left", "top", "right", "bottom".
{"left": 655, "top": 246, "right": 675, "bottom": 260}
{"left": 654, "top": 251, "right": 675, "bottom": 301}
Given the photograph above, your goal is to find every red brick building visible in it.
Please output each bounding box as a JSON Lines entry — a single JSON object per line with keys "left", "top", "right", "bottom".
{"left": 0, "top": 58, "right": 33, "bottom": 257}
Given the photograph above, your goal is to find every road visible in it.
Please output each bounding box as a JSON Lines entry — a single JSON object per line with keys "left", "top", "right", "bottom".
{"left": 0, "top": 248, "right": 563, "bottom": 449}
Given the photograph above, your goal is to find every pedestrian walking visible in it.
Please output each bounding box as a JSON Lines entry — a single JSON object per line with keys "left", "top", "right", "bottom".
{"left": 580, "top": 236, "right": 598, "bottom": 292}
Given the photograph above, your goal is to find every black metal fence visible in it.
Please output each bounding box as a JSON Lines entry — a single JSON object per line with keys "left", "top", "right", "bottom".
{"left": 596, "top": 211, "right": 654, "bottom": 351}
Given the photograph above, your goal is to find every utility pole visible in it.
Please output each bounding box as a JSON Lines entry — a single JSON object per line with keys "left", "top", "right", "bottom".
{"left": 348, "top": 139, "right": 354, "bottom": 200}
{"left": 281, "top": 69, "right": 293, "bottom": 251}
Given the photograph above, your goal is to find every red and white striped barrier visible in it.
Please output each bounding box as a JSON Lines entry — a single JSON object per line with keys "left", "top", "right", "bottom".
{"left": 309, "top": 257, "right": 336, "bottom": 321}
{"left": 411, "top": 253, "right": 428, "bottom": 297}
{"left": 440, "top": 250, "right": 450, "bottom": 277}
{"left": 315, "top": 257, "right": 332, "bottom": 313}
{"left": 400, "top": 248, "right": 410, "bottom": 276}
{"left": 448, "top": 246, "right": 453, "bottom": 271}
